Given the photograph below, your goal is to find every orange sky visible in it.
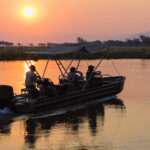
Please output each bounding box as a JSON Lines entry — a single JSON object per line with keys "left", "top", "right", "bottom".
{"left": 0, "top": 0, "right": 150, "bottom": 43}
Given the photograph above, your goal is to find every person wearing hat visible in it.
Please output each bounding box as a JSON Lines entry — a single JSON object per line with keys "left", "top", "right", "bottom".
{"left": 25, "top": 65, "right": 38, "bottom": 90}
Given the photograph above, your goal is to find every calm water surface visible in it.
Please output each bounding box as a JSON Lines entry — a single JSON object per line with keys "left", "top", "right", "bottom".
{"left": 0, "top": 59, "right": 150, "bottom": 150}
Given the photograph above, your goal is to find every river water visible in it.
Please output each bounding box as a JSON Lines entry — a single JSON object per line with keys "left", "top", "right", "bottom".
{"left": 0, "top": 59, "right": 150, "bottom": 150}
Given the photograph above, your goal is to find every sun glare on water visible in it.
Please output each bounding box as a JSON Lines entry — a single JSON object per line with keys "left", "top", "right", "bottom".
{"left": 23, "top": 7, "right": 35, "bottom": 18}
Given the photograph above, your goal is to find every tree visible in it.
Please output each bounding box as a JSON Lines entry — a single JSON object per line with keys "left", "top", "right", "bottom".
{"left": 77, "top": 37, "right": 87, "bottom": 43}
{"left": 140, "top": 35, "right": 150, "bottom": 46}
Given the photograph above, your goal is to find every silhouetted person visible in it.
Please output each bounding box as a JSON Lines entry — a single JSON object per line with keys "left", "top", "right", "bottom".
{"left": 86, "top": 65, "right": 102, "bottom": 87}
{"left": 88, "top": 104, "right": 105, "bottom": 136}
{"left": 39, "top": 78, "right": 56, "bottom": 97}
{"left": 25, "top": 65, "right": 37, "bottom": 89}
{"left": 68, "top": 67, "right": 83, "bottom": 81}
{"left": 25, "top": 65, "right": 39, "bottom": 97}
{"left": 25, "top": 119, "right": 37, "bottom": 149}
{"left": 67, "top": 67, "right": 84, "bottom": 89}
{"left": 86, "top": 65, "right": 102, "bottom": 80}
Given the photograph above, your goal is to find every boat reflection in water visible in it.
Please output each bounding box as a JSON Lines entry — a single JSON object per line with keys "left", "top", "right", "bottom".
{"left": 23, "top": 98, "right": 126, "bottom": 149}
{"left": 0, "top": 118, "right": 12, "bottom": 135}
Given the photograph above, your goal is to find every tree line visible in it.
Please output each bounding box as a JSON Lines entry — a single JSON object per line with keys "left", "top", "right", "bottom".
{"left": 1, "top": 35, "right": 150, "bottom": 48}
{"left": 77, "top": 35, "right": 150, "bottom": 47}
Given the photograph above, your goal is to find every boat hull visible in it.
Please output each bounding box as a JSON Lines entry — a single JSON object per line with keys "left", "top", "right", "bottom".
{"left": 14, "top": 76, "right": 125, "bottom": 113}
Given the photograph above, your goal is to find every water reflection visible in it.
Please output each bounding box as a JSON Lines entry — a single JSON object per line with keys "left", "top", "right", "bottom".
{"left": 0, "top": 98, "right": 126, "bottom": 149}
{"left": 25, "top": 119, "right": 38, "bottom": 149}
{"left": 105, "top": 98, "right": 126, "bottom": 109}
{"left": 0, "top": 119, "right": 12, "bottom": 135}
{"left": 88, "top": 104, "right": 104, "bottom": 136}
{"left": 23, "top": 98, "right": 125, "bottom": 149}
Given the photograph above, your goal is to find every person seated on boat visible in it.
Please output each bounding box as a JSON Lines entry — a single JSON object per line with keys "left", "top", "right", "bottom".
{"left": 67, "top": 67, "right": 84, "bottom": 88}
{"left": 39, "top": 78, "right": 57, "bottom": 97}
{"left": 86, "top": 65, "right": 103, "bottom": 87}
{"left": 68, "top": 67, "right": 83, "bottom": 81}
{"left": 25, "top": 65, "right": 39, "bottom": 97}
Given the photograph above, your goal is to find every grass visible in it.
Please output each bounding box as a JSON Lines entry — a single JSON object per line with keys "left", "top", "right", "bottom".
{"left": 0, "top": 47, "right": 150, "bottom": 60}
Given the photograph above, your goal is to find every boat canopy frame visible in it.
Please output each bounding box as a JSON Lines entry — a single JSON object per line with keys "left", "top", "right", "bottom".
{"left": 25, "top": 47, "right": 121, "bottom": 83}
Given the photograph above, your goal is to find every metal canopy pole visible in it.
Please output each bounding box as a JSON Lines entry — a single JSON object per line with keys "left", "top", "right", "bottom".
{"left": 56, "top": 48, "right": 84, "bottom": 76}
{"left": 54, "top": 47, "right": 86, "bottom": 78}
{"left": 64, "top": 49, "right": 82, "bottom": 74}
{"left": 25, "top": 60, "right": 31, "bottom": 67}
{"left": 55, "top": 60, "right": 65, "bottom": 77}
{"left": 42, "top": 60, "right": 49, "bottom": 78}
{"left": 95, "top": 59, "right": 103, "bottom": 70}
{"left": 76, "top": 53, "right": 81, "bottom": 70}
{"left": 95, "top": 48, "right": 110, "bottom": 71}
{"left": 65, "top": 59, "right": 74, "bottom": 75}
{"left": 57, "top": 60, "right": 67, "bottom": 74}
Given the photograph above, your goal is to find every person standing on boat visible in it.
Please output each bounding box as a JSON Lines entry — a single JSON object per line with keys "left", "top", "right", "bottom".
{"left": 25, "top": 65, "right": 38, "bottom": 90}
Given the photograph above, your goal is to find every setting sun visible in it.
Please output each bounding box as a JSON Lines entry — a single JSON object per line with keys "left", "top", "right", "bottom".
{"left": 23, "top": 7, "right": 35, "bottom": 18}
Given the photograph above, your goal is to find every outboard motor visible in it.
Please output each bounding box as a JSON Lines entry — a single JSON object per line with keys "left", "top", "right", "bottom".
{"left": 0, "top": 85, "right": 14, "bottom": 108}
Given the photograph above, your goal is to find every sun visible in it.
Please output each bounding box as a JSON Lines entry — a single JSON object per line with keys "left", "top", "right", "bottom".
{"left": 23, "top": 7, "right": 35, "bottom": 18}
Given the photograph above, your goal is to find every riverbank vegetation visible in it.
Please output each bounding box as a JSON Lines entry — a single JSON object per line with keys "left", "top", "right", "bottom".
{"left": 1, "top": 35, "right": 150, "bottom": 60}
{"left": 0, "top": 47, "right": 150, "bottom": 60}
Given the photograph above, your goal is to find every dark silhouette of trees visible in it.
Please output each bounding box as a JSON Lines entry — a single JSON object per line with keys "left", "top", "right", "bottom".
{"left": 77, "top": 37, "right": 87, "bottom": 43}
{"left": 101, "top": 35, "right": 150, "bottom": 47}
{"left": 140, "top": 35, "right": 150, "bottom": 46}
{"left": 0, "top": 41, "right": 14, "bottom": 47}
{"left": 1, "top": 34, "right": 150, "bottom": 48}
{"left": 103, "top": 40, "right": 125, "bottom": 47}
{"left": 75, "top": 35, "right": 150, "bottom": 48}
{"left": 125, "top": 38, "right": 141, "bottom": 47}
{"left": 17, "top": 43, "right": 22, "bottom": 47}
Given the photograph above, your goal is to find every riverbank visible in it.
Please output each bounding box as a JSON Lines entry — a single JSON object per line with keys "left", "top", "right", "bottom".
{"left": 0, "top": 46, "right": 150, "bottom": 60}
